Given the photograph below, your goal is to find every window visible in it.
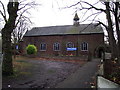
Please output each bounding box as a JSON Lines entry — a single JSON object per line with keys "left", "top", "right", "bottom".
{"left": 81, "top": 42, "right": 88, "bottom": 51}
{"left": 66, "top": 42, "right": 74, "bottom": 48}
{"left": 40, "top": 43, "right": 46, "bottom": 51}
{"left": 53, "top": 43, "right": 60, "bottom": 51}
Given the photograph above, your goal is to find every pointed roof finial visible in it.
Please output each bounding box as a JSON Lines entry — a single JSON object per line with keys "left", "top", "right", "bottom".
{"left": 73, "top": 13, "right": 79, "bottom": 21}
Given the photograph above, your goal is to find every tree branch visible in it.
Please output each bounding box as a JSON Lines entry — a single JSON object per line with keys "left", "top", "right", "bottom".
{"left": 64, "top": 1, "right": 106, "bottom": 13}
{"left": 79, "top": 11, "right": 102, "bottom": 23}
{"left": 18, "top": 1, "right": 40, "bottom": 11}
{"left": 80, "top": 1, "right": 106, "bottom": 12}
{"left": 95, "top": 20, "right": 108, "bottom": 30}
{"left": 0, "top": 1, "right": 7, "bottom": 23}
{"left": 15, "top": 6, "right": 32, "bottom": 27}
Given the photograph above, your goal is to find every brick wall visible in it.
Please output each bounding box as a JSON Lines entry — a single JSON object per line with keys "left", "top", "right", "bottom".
{"left": 20, "top": 33, "right": 104, "bottom": 57}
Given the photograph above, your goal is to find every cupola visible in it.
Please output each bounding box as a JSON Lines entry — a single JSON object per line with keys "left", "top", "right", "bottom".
{"left": 73, "top": 13, "right": 79, "bottom": 26}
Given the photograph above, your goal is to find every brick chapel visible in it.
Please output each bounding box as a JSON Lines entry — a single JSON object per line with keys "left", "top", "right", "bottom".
{"left": 20, "top": 13, "right": 104, "bottom": 58}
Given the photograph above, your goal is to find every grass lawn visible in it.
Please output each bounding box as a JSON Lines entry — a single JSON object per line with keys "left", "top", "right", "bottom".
{"left": 12, "top": 56, "right": 33, "bottom": 77}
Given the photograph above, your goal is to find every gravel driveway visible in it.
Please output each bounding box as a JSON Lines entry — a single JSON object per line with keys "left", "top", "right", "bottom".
{"left": 2, "top": 59, "right": 85, "bottom": 88}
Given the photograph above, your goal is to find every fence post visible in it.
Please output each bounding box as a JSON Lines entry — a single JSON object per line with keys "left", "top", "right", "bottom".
{"left": 103, "top": 52, "right": 112, "bottom": 77}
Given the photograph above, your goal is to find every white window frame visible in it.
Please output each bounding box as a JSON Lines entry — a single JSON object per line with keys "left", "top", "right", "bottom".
{"left": 81, "top": 42, "right": 88, "bottom": 51}
{"left": 53, "top": 42, "right": 60, "bottom": 51}
{"left": 40, "top": 43, "right": 47, "bottom": 51}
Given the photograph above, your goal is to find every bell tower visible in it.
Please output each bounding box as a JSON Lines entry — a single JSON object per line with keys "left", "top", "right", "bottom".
{"left": 73, "top": 13, "right": 79, "bottom": 26}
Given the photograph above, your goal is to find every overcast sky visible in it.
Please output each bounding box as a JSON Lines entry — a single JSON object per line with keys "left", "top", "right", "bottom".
{"left": 0, "top": 0, "right": 106, "bottom": 28}
{"left": 30, "top": 0, "right": 106, "bottom": 27}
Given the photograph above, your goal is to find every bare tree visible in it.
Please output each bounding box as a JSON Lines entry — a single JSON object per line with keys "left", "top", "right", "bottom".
{"left": 1, "top": 0, "right": 19, "bottom": 75}
{"left": 0, "top": 31, "right": 2, "bottom": 52}
{"left": 12, "top": 16, "right": 32, "bottom": 44}
{"left": 66, "top": 0, "right": 120, "bottom": 59}
{"left": 114, "top": 2, "right": 120, "bottom": 59}
{"left": 12, "top": 15, "right": 32, "bottom": 58}
{"left": 105, "top": 2, "right": 118, "bottom": 58}
{"left": 0, "top": 0, "right": 38, "bottom": 75}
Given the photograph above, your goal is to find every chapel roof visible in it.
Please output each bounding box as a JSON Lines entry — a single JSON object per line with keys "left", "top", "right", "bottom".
{"left": 24, "top": 24, "right": 104, "bottom": 37}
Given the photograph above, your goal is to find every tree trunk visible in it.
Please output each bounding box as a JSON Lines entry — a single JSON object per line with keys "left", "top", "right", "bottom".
{"left": 2, "top": 26, "right": 13, "bottom": 75}
{"left": 105, "top": 2, "right": 118, "bottom": 59}
{"left": 114, "top": 2, "right": 120, "bottom": 60}
{"left": 2, "top": 1, "right": 19, "bottom": 76}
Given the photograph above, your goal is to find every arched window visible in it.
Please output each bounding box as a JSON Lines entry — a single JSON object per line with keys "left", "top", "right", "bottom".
{"left": 53, "top": 43, "right": 60, "bottom": 51}
{"left": 81, "top": 42, "right": 88, "bottom": 51}
{"left": 40, "top": 43, "right": 46, "bottom": 51}
{"left": 66, "top": 42, "right": 74, "bottom": 48}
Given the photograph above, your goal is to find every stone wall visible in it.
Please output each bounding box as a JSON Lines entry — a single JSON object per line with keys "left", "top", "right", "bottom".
{"left": 97, "top": 76, "right": 120, "bottom": 89}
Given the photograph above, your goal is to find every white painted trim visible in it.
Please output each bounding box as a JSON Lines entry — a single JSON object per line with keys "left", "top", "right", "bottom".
{"left": 40, "top": 43, "right": 47, "bottom": 51}
{"left": 53, "top": 42, "right": 60, "bottom": 51}
{"left": 81, "top": 42, "right": 88, "bottom": 51}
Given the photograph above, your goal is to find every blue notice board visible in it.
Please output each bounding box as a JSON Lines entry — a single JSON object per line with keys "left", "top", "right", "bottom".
{"left": 16, "top": 45, "right": 19, "bottom": 50}
{"left": 67, "top": 48, "right": 77, "bottom": 51}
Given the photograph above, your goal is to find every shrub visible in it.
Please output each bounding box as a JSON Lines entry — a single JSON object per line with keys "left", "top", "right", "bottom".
{"left": 26, "top": 44, "right": 37, "bottom": 55}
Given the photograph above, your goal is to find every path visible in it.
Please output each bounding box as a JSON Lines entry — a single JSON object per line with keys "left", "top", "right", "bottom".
{"left": 56, "top": 59, "right": 100, "bottom": 88}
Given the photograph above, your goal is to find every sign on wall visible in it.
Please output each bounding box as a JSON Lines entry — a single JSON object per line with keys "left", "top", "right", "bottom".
{"left": 67, "top": 48, "right": 77, "bottom": 51}
{"left": 16, "top": 45, "right": 19, "bottom": 50}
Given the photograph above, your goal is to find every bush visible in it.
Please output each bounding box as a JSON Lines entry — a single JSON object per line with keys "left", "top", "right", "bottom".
{"left": 26, "top": 44, "right": 37, "bottom": 55}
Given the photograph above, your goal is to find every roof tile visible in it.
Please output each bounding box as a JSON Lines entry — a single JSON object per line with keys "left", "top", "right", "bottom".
{"left": 24, "top": 24, "right": 103, "bottom": 36}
